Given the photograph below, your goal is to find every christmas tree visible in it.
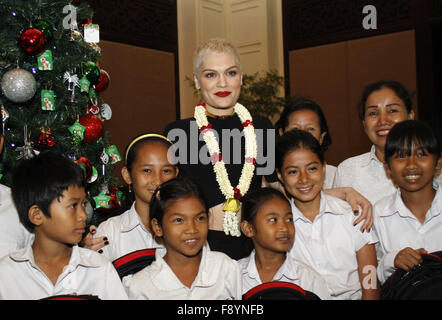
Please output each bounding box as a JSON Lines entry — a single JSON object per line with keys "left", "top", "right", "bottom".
{"left": 0, "top": 0, "right": 123, "bottom": 224}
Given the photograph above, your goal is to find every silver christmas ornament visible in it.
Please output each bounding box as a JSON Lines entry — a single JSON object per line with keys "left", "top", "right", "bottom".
{"left": 1, "top": 68, "right": 37, "bottom": 103}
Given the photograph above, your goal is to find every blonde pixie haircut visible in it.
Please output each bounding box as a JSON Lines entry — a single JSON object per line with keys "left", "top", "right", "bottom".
{"left": 193, "top": 38, "right": 242, "bottom": 76}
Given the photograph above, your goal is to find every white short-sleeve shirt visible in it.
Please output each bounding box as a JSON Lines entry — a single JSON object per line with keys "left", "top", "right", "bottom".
{"left": 95, "top": 203, "right": 165, "bottom": 261}
{"left": 238, "top": 250, "right": 331, "bottom": 299}
{"left": 123, "top": 245, "right": 242, "bottom": 300}
{"left": 0, "top": 244, "right": 128, "bottom": 300}
{"left": 0, "top": 184, "right": 33, "bottom": 259}
{"left": 289, "top": 193, "right": 378, "bottom": 300}
{"left": 373, "top": 181, "right": 442, "bottom": 284}
{"left": 333, "top": 146, "right": 442, "bottom": 205}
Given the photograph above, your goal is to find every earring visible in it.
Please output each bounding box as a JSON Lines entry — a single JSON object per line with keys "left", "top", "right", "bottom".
{"left": 128, "top": 184, "right": 132, "bottom": 193}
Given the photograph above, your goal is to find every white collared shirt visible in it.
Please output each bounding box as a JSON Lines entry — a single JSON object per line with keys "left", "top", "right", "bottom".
{"left": 96, "top": 203, "right": 165, "bottom": 261}
{"left": 373, "top": 181, "right": 442, "bottom": 284}
{"left": 123, "top": 245, "right": 242, "bottom": 300}
{"left": 238, "top": 250, "right": 331, "bottom": 300}
{"left": 333, "top": 146, "right": 442, "bottom": 205}
{"left": 0, "top": 243, "right": 128, "bottom": 300}
{"left": 289, "top": 193, "right": 377, "bottom": 300}
{"left": 0, "top": 184, "right": 33, "bottom": 259}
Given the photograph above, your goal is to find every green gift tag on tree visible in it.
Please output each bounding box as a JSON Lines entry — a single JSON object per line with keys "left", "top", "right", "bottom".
{"left": 79, "top": 76, "right": 90, "bottom": 93}
{"left": 106, "top": 145, "right": 121, "bottom": 164}
{"left": 37, "top": 50, "right": 53, "bottom": 71}
{"left": 41, "top": 89, "right": 55, "bottom": 111}
{"left": 93, "top": 192, "right": 111, "bottom": 209}
{"left": 68, "top": 121, "right": 86, "bottom": 140}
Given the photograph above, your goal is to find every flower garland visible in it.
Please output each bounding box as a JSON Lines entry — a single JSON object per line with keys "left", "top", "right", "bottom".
{"left": 194, "top": 102, "right": 257, "bottom": 236}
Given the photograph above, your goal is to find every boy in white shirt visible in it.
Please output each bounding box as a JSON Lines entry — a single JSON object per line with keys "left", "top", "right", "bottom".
{"left": 0, "top": 152, "right": 127, "bottom": 300}
{"left": 373, "top": 120, "right": 442, "bottom": 284}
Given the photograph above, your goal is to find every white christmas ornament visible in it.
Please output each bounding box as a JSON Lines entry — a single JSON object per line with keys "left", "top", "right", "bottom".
{"left": 1, "top": 68, "right": 37, "bottom": 103}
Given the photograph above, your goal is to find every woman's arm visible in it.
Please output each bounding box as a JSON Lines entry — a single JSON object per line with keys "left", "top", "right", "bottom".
{"left": 356, "top": 243, "right": 380, "bottom": 300}
{"left": 324, "top": 187, "right": 373, "bottom": 232}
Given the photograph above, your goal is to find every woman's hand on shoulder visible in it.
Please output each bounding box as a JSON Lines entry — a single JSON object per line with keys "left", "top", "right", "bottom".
{"left": 79, "top": 225, "right": 109, "bottom": 252}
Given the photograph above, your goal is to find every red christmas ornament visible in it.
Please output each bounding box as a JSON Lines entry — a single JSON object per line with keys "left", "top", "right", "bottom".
{"left": 79, "top": 113, "right": 103, "bottom": 143}
{"left": 75, "top": 156, "right": 93, "bottom": 182}
{"left": 33, "top": 127, "right": 55, "bottom": 149}
{"left": 94, "top": 70, "right": 110, "bottom": 93}
{"left": 107, "top": 185, "right": 122, "bottom": 209}
{"left": 18, "top": 28, "right": 46, "bottom": 56}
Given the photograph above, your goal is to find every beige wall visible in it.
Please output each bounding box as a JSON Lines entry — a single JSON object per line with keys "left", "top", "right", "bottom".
{"left": 289, "top": 30, "right": 417, "bottom": 166}
{"left": 98, "top": 40, "right": 177, "bottom": 179}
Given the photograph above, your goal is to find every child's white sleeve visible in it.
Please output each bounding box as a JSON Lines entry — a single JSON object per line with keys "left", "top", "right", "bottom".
{"left": 102, "top": 261, "right": 129, "bottom": 300}
{"left": 225, "top": 258, "right": 243, "bottom": 300}
{"left": 376, "top": 248, "right": 399, "bottom": 284}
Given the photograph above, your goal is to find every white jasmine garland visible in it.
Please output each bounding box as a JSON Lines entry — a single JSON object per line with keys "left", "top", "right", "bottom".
{"left": 194, "top": 103, "right": 257, "bottom": 236}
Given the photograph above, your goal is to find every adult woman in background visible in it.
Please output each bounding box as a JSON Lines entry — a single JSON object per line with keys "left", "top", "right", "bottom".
{"left": 333, "top": 80, "right": 425, "bottom": 205}
{"left": 275, "top": 96, "right": 336, "bottom": 189}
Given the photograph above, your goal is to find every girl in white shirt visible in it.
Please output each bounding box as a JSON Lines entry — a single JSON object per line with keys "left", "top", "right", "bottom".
{"left": 82, "top": 133, "right": 178, "bottom": 261}
{"left": 123, "top": 177, "right": 242, "bottom": 300}
{"left": 275, "top": 96, "right": 336, "bottom": 189}
{"left": 276, "top": 129, "right": 380, "bottom": 300}
{"left": 238, "top": 187, "right": 331, "bottom": 300}
{"left": 373, "top": 120, "right": 442, "bottom": 283}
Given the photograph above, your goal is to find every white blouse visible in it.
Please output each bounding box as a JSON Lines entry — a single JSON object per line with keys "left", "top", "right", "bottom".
{"left": 238, "top": 250, "right": 331, "bottom": 299}
{"left": 95, "top": 203, "right": 165, "bottom": 262}
{"left": 123, "top": 245, "right": 242, "bottom": 300}
{"left": 289, "top": 193, "right": 377, "bottom": 300}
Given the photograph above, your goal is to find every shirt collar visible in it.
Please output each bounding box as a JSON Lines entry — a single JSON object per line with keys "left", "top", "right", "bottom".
{"left": 361, "top": 145, "right": 382, "bottom": 167}
{"left": 379, "top": 181, "right": 442, "bottom": 220}
{"left": 9, "top": 243, "right": 101, "bottom": 270}
{"left": 290, "top": 192, "right": 345, "bottom": 223}
{"left": 242, "top": 250, "right": 298, "bottom": 281}
{"left": 152, "top": 244, "right": 215, "bottom": 290}
{"left": 120, "top": 202, "right": 145, "bottom": 233}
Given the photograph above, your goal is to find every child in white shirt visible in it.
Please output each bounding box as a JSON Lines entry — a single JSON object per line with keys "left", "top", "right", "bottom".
{"left": 82, "top": 133, "right": 178, "bottom": 261}
{"left": 123, "top": 177, "right": 242, "bottom": 300}
{"left": 0, "top": 152, "right": 127, "bottom": 300}
{"left": 276, "top": 129, "right": 380, "bottom": 300}
{"left": 373, "top": 120, "right": 442, "bottom": 283}
{"left": 238, "top": 187, "right": 331, "bottom": 299}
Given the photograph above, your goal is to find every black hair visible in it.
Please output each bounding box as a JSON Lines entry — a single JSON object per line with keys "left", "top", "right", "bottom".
{"left": 276, "top": 129, "right": 325, "bottom": 172}
{"left": 241, "top": 187, "right": 289, "bottom": 224}
{"left": 385, "top": 120, "right": 441, "bottom": 166}
{"left": 11, "top": 151, "right": 86, "bottom": 232}
{"left": 125, "top": 133, "right": 174, "bottom": 173}
{"left": 275, "top": 96, "right": 332, "bottom": 151}
{"left": 357, "top": 80, "right": 414, "bottom": 120}
{"left": 149, "top": 177, "right": 208, "bottom": 228}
